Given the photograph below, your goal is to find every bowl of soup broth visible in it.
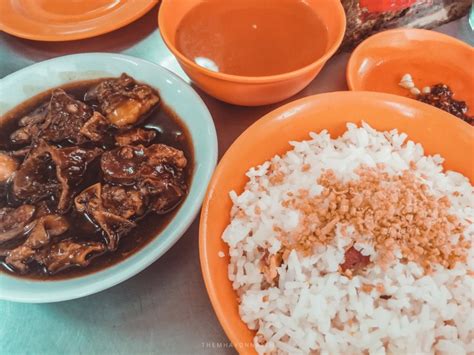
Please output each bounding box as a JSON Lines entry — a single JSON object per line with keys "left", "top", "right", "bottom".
{"left": 158, "top": 0, "right": 346, "bottom": 106}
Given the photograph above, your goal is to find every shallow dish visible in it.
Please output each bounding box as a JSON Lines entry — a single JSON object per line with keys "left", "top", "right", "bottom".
{"left": 158, "top": 0, "right": 346, "bottom": 106}
{"left": 0, "top": 53, "right": 218, "bottom": 303}
{"left": 0, "top": 0, "right": 158, "bottom": 41}
{"left": 346, "top": 28, "right": 474, "bottom": 113}
{"left": 199, "top": 91, "right": 473, "bottom": 354}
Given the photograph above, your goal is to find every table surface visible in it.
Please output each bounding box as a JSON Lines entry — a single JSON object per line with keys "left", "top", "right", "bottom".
{"left": 1, "top": 4, "right": 472, "bottom": 354}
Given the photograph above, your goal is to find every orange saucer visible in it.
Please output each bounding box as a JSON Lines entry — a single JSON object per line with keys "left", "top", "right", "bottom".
{"left": 0, "top": 0, "right": 158, "bottom": 41}
{"left": 347, "top": 29, "right": 474, "bottom": 113}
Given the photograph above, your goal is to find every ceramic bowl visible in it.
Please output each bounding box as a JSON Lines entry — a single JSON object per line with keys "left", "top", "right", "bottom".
{"left": 158, "top": 0, "right": 346, "bottom": 106}
{"left": 199, "top": 91, "right": 473, "bottom": 354}
{"left": 0, "top": 53, "right": 218, "bottom": 303}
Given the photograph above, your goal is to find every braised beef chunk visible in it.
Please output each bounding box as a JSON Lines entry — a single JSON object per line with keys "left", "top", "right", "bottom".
{"left": 85, "top": 73, "right": 160, "bottom": 127}
{"left": 9, "top": 90, "right": 107, "bottom": 145}
{"left": 19, "top": 102, "right": 50, "bottom": 127}
{"left": 134, "top": 144, "right": 187, "bottom": 214}
{"left": 139, "top": 178, "right": 186, "bottom": 214}
{"left": 79, "top": 111, "right": 110, "bottom": 142}
{"left": 75, "top": 183, "right": 137, "bottom": 251}
{"left": 100, "top": 145, "right": 147, "bottom": 185}
{"left": 26, "top": 215, "right": 69, "bottom": 249}
{"left": 102, "top": 184, "right": 146, "bottom": 219}
{"left": 0, "top": 152, "right": 18, "bottom": 183}
{"left": 115, "top": 128, "right": 157, "bottom": 146}
{"left": 10, "top": 103, "right": 49, "bottom": 145}
{"left": 48, "top": 145, "right": 103, "bottom": 212}
{"left": 35, "top": 240, "right": 105, "bottom": 274}
{"left": 0, "top": 205, "right": 36, "bottom": 244}
{"left": 1, "top": 74, "right": 191, "bottom": 278}
{"left": 101, "top": 144, "right": 187, "bottom": 214}
{"left": 12, "top": 141, "right": 59, "bottom": 204}
{"left": 12, "top": 141, "right": 102, "bottom": 212}
{"left": 40, "top": 89, "right": 94, "bottom": 144}
{"left": 5, "top": 246, "right": 35, "bottom": 272}
{"left": 101, "top": 144, "right": 187, "bottom": 184}
{"left": 144, "top": 144, "right": 187, "bottom": 172}
{"left": 4, "top": 214, "right": 69, "bottom": 273}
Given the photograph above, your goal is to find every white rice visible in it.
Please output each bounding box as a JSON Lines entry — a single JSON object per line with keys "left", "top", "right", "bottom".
{"left": 222, "top": 122, "right": 474, "bottom": 354}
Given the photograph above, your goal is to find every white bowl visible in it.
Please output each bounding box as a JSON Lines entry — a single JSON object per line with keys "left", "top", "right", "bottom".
{"left": 0, "top": 53, "right": 218, "bottom": 303}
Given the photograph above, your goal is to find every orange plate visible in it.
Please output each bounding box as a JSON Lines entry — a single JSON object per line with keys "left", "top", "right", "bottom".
{"left": 199, "top": 91, "right": 473, "bottom": 354}
{"left": 347, "top": 29, "right": 474, "bottom": 114}
{"left": 0, "top": 0, "right": 158, "bottom": 41}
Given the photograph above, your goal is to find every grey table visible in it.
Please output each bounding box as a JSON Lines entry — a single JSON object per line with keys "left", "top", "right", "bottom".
{"left": 1, "top": 4, "right": 472, "bottom": 354}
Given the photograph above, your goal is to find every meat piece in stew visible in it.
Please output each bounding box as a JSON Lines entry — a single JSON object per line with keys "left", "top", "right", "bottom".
{"left": 12, "top": 140, "right": 102, "bottom": 212}
{"left": 79, "top": 111, "right": 110, "bottom": 142}
{"left": 75, "top": 183, "right": 140, "bottom": 251}
{"left": 5, "top": 214, "right": 69, "bottom": 273}
{"left": 35, "top": 240, "right": 106, "bottom": 274}
{"left": 85, "top": 73, "right": 160, "bottom": 128}
{"left": 101, "top": 144, "right": 187, "bottom": 214}
{"left": 115, "top": 128, "right": 157, "bottom": 146}
{"left": 10, "top": 103, "right": 49, "bottom": 145}
{"left": 0, "top": 152, "right": 18, "bottom": 183}
{"left": 0, "top": 205, "right": 36, "bottom": 244}
{"left": 40, "top": 89, "right": 94, "bottom": 144}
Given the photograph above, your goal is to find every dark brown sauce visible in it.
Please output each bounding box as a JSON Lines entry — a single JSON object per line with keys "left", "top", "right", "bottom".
{"left": 0, "top": 79, "right": 194, "bottom": 280}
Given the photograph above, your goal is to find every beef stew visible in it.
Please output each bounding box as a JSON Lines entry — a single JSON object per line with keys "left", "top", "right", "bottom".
{"left": 0, "top": 74, "right": 193, "bottom": 279}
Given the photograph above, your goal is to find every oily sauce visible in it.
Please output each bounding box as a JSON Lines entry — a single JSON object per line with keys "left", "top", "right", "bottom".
{"left": 0, "top": 79, "right": 194, "bottom": 280}
{"left": 175, "top": 0, "right": 329, "bottom": 76}
{"left": 360, "top": 58, "right": 474, "bottom": 115}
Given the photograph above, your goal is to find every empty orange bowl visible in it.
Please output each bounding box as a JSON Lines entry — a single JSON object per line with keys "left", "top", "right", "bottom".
{"left": 199, "top": 91, "right": 473, "bottom": 354}
{"left": 346, "top": 28, "right": 474, "bottom": 112}
{"left": 158, "top": 0, "right": 346, "bottom": 106}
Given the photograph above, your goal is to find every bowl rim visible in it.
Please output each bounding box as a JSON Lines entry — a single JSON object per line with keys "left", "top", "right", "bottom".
{"left": 199, "top": 90, "right": 473, "bottom": 352}
{"left": 0, "top": 53, "right": 218, "bottom": 303}
{"left": 346, "top": 28, "right": 474, "bottom": 91}
{"left": 158, "top": 0, "right": 346, "bottom": 84}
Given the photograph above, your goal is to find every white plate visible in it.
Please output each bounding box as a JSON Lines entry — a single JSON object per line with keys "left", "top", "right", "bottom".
{"left": 0, "top": 53, "right": 218, "bottom": 303}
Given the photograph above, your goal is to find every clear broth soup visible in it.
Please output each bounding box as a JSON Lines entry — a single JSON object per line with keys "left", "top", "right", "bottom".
{"left": 175, "top": 0, "right": 329, "bottom": 77}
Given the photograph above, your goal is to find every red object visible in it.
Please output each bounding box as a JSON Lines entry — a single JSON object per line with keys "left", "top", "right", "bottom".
{"left": 359, "top": 0, "right": 419, "bottom": 12}
{"left": 340, "top": 247, "right": 371, "bottom": 272}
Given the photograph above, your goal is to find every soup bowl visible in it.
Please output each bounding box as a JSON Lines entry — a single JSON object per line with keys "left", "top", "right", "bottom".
{"left": 0, "top": 53, "right": 218, "bottom": 303}
{"left": 158, "top": 0, "right": 346, "bottom": 106}
{"left": 199, "top": 91, "right": 473, "bottom": 353}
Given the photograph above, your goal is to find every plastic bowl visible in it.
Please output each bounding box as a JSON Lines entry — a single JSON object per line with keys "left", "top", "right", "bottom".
{"left": 158, "top": 0, "right": 346, "bottom": 106}
{"left": 346, "top": 28, "right": 474, "bottom": 111}
{"left": 199, "top": 91, "right": 473, "bottom": 354}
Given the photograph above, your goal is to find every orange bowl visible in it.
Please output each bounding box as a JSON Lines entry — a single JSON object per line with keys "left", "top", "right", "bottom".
{"left": 158, "top": 0, "right": 346, "bottom": 106}
{"left": 346, "top": 28, "right": 474, "bottom": 113}
{"left": 199, "top": 91, "right": 473, "bottom": 354}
